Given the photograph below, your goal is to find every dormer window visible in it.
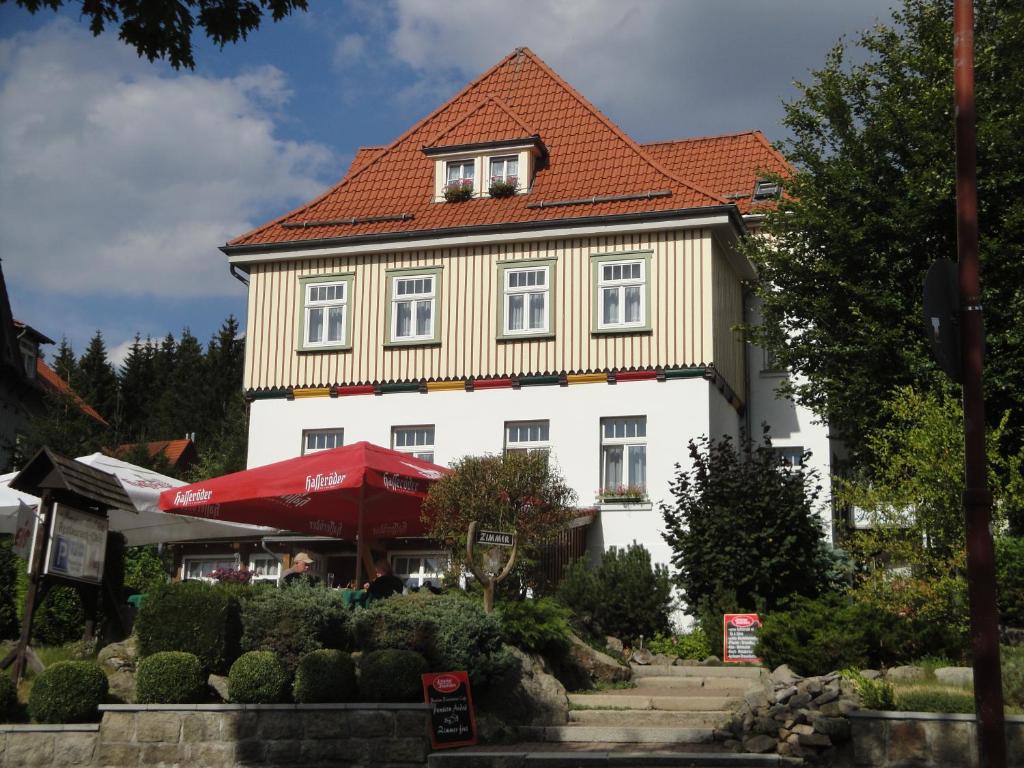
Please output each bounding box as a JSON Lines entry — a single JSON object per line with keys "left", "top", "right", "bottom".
{"left": 446, "top": 160, "right": 474, "bottom": 186}
{"left": 425, "top": 136, "right": 546, "bottom": 202}
{"left": 752, "top": 179, "right": 781, "bottom": 201}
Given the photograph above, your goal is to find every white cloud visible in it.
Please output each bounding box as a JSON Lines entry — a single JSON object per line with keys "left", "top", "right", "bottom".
{"left": 0, "top": 21, "right": 335, "bottom": 299}
{"left": 380, "top": 0, "right": 897, "bottom": 141}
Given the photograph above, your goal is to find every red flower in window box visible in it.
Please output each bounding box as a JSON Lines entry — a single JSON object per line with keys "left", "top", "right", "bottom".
{"left": 488, "top": 175, "right": 518, "bottom": 198}
{"left": 443, "top": 179, "right": 474, "bottom": 202}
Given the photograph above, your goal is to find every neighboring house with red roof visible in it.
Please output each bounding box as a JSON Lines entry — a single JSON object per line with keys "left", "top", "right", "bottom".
{"left": 114, "top": 438, "right": 198, "bottom": 474}
{"left": 218, "top": 48, "right": 832, "bottom": 585}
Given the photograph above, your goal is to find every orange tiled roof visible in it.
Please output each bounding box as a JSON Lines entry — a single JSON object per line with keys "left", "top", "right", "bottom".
{"left": 35, "top": 359, "right": 108, "bottom": 425}
{"left": 228, "top": 47, "right": 729, "bottom": 249}
{"left": 348, "top": 146, "right": 387, "bottom": 175}
{"left": 642, "top": 131, "right": 792, "bottom": 214}
{"left": 115, "top": 439, "right": 194, "bottom": 467}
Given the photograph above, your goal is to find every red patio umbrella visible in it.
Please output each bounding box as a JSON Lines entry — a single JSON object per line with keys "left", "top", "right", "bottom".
{"left": 158, "top": 441, "right": 448, "bottom": 583}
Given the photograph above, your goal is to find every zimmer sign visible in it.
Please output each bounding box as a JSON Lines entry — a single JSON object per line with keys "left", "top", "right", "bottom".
{"left": 44, "top": 504, "right": 108, "bottom": 585}
{"left": 475, "top": 529, "right": 514, "bottom": 547}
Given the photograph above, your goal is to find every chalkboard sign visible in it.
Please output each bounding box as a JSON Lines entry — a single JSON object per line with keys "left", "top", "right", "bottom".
{"left": 422, "top": 671, "right": 477, "bottom": 750}
{"left": 724, "top": 613, "right": 762, "bottom": 664}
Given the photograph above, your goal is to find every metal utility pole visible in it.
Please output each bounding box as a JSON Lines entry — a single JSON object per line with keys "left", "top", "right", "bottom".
{"left": 953, "top": 2, "right": 1007, "bottom": 766}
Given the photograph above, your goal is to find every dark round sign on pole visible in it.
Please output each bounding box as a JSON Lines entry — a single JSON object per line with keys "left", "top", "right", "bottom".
{"left": 922, "top": 258, "right": 963, "bottom": 384}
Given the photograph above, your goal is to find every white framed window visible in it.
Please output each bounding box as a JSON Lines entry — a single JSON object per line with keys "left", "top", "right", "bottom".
{"left": 392, "top": 426, "right": 435, "bottom": 463}
{"left": 446, "top": 160, "right": 474, "bottom": 186}
{"left": 248, "top": 554, "right": 281, "bottom": 582}
{"left": 304, "top": 281, "right": 347, "bottom": 347}
{"left": 505, "top": 420, "right": 550, "bottom": 455}
{"left": 600, "top": 416, "right": 647, "bottom": 494}
{"left": 504, "top": 266, "right": 549, "bottom": 335}
{"left": 598, "top": 260, "right": 646, "bottom": 329}
{"left": 489, "top": 155, "right": 518, "bottom": 185}
{"left": 182, "top": 555, "right": 238, "bottom": 582}
{"left": 391, "top": 275, "right": 436, "bottom": 342}
{"left": 773, "top": 446, "right": 804, "bottom": 468}
{"left": 391, "top": 552, "right": 448, "bottom": 588}
{"left": 303, "top": 429, "right": 344, "bottom": 454}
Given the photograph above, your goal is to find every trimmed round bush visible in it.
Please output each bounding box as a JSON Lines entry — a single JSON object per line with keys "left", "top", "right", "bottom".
{"left": 136, "top": 652, "right": 204, "bottom": 704}
{"left": 358, "top": 649, "right": 427, "bottom": 702}
{"left": 0, "top": 673, "right": 17, "bottom": 722}
{"left": 28, "top": 661, "right": 108, "bottom": 723}
{"left": 228, "top": 651, "right": 290, "bottom": 704}
{"left": 293, "top": 649, "right": 356, "bottom": 703}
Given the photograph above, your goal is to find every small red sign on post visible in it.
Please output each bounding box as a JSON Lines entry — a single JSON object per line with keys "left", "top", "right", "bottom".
{"left": 421, "top": 671, "right": 478, "bottom": 750}
{"left": 724, "top": 613, "right": 762, "bottom": 664}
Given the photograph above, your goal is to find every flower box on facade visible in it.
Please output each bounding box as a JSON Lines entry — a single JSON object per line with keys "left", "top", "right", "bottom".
{"left": 443, "top": 180, "right": 474, "bottom": 202}
{"left": 488, "top": 176, "right": 518, "bottom": 198}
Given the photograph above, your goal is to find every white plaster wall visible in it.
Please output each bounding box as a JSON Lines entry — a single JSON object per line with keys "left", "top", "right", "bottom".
{"left": 248, "top": 378, "right": 724, "bottom": 569}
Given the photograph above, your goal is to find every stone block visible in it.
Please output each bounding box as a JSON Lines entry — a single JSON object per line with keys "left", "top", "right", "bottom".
{"left": 797, "top": 731, "right": 832, "bottom": 748}
{"left": 301, "top": 710, "right": 351, "bottom": 739}
{"left": 886, "top": 665, "right": 925, "bottom": 683}
{"left": 96, "top": 741, "right": 141, "bottom": 767}
{"left": 234, "top": 712, "right": 261, "bottom": 740}
{"left": 347, "top": 710, "right": 393, "bottom": 738}
{"left": 927, "top": 720, "right": 977, "bottom": 768}
{"left": 888, "top": 719, "right": 928, "bottom": 763}
{"left": 136, "top": 712, "right": 182, "bottom": 743}
{"left": 188, "top": 741, "right": 234, "bottom": 765}
{"left": 934, "top": 666, "right": 974, "bottom": 687}
{"left": 798, "top": 678, "right": 823, "bottom": 696}
{"left": 299, "top": 737, "right": 352, "bottom": 763}
{"left": 788, "top": 692, "right": 812, "bottom": 708}
{"left": 813, "top": 715, "right": 851, "bottom": 742}
{"left": 369, "top": 737, "right": 427, "bottom": 763}
{"left": 774, "top": 685, "right": 797, "bottom": 703}
{"left": 813, "top": 686, "right": 840, "bottom": 706}
{"left": 265, "top": 739, "right": 304, "bottom": 764}
{"left": 851, "top": 719, "right": 886, "bottom": 767}
{"left": 234, "top": 739, "right": 266, "bottom": 763}
{"left": 744, "top": 689, "right": 770, "bottom": 710}
{"left": 770, "top": 664, "right": 800, "bottom": 685}
{"left": 754, "top": 716, "right": 780, "bottom": 736}
{"left": 6, "top": 733, "right": 54, "bottom": 767}
{"left": 394, "top": 710, "right": 428, "bottom": 736}
{"left": 792, "top": 723, "right": 814, "bottom": 736}
{"left": 743, "top": 734, "right": 777, "bottom": 753}
{"left": 777, "top": 740, "right": 803, "bottom": 758}
{"left": 182, "top": 712, "right": 223, "bottom": 742}
{"left": 258, "top": 711, "right": 302, "bottom": 740}
{"left": 141, "top": 742, "right": 186, "bottom": 765}
{"left": 818, "top": 701, "right": 843, "bottom": 718}
{"left": 1007, "top": 722, "right": 1024, "bottom": 766}
{"left": 100, "top": 711, "right": 136, "bottom": 742}
{"left": 53, "top": 732, "right": 99, "bottom": 765}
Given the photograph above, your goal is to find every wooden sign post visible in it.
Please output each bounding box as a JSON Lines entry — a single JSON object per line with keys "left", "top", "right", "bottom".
{"left": 465, "top": 521, "right": 516, "bottom": 614}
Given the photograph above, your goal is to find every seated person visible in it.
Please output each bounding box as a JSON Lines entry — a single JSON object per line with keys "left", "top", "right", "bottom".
{"left": 366, "top": 559, "right": 404, "bottom": 600}
{"left": 281, "top": 552, "right": 320, "bottom": 586}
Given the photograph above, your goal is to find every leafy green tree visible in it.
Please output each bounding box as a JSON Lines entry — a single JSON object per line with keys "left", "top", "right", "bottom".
{"left": 123, "top": 545, "right": 169, "bottom": 594}
{"left": 746, "top": 0, "right": 1024, "bottom": 462}
{"left": 660, "top": 428, "right": 829, "bottom": 619}
{"left": 2, "top": 0, "right": 309, "bottom": 70}
{"left": 0, "top": 539, "right": 20, "bottom": 640}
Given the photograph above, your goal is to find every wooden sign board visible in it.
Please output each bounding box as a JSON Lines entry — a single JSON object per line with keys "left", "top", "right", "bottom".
{"left": 476, "top": 529, "right": 514, "bottom": 547}
{"left": 723, "top": 613, "right": 762, "bottom": 664}
{"left": 422, "top": 671, "right": 477, "bottom": 749}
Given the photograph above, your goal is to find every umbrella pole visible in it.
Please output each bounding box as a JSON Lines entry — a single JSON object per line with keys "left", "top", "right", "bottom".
{"left": 355, "top": 484, "right": 365, "bottom": 587}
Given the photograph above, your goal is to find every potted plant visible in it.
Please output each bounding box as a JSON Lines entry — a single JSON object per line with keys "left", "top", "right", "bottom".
{"left": 596, "top": 485, "right": 648, "bottom": 504}
{"left": 488, "top": 175, "right": 518, "bottom": 198}
{"left": 443, "top": 179, "right": 474, "bottom": 202}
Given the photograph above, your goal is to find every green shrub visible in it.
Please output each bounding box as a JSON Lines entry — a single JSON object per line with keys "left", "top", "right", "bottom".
{"left": 0, "top": 673, "right": 17, "bottom": 722}
{"left": 1002, "top": 645, "right": 1024, "bottom": 709}
{"left": 27, "top": 661, "right": 108, "bottom": 723}
{"left": 123, "top": 545, "right": 169, "bottom": 594}
{"left": 0, "top": 540, "right": 20, "bottom": 641}
{"left": 648, "top": 628, "right": 711, "bottom": 660}
{"left": 240, "top": 583, "right": 350, "bottom": 675}
{"left": 842, "top": 669, "right": 897, "bottom": 710}
{"left": 896, "top": 688, "right": 975, "bottom": 713}
{"left": 293, "top": 649, "right": 356, "bottom": 703}
{"left": 352, "top": 591, "right": 514, "bottom": 691}
{"left": 136, "top": 652, "right": 205, "bottom": 704}
{"left": 556, "top": 544, "right": 673, "bottom": 644}
{"left": 497, "top": 598, "right": 573, "bottom": 656}
{"left": 136, "top": 581, "right": 242, "bottom": 673}
{"left": 997, "top": 537, "right": 1024, "bottom": 628}
{"left": 228, "top": 651, "right": 289, "bottom": 704}
{"left": 358, "top": 650, "right": 427, "bottom": 702}
{"left": 33, "top": 586, "right": 85, "bottom": 646}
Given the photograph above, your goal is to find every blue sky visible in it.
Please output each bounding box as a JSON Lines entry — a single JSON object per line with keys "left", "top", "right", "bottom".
{"left": 0, "top": 0, "right": 896, "bottom": 368}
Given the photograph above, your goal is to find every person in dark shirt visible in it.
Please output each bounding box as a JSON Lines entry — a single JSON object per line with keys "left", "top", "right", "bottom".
{"left": 281, "top": 552, "right": 320, "bottom": 586}
{"left": 366, "top": 559, "right": 403, "bottom": 600}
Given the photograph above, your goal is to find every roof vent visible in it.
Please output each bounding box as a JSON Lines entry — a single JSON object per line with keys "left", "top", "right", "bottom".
{"left": 752, "top": 179, "right": 781, "bottom": 201}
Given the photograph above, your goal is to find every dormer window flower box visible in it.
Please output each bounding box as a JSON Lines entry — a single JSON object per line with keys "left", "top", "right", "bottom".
{"left": 488, "top": 176, "right": 518, "bottom": 198}
{"left": 443, "top": 179, "right": 474, "bottom": 202}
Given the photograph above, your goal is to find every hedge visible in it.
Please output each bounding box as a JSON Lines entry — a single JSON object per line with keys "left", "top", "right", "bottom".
{"left": 358, "top": 650, "right": 427, "bottom": 702}
{"left": 0, "top": 673, "right": 17, "bottom": 722}
{"left": 27, "top": 662, "right": 108, "bottom": 723}
{"left": 136, "top": 652, "right": 205, "bottom": 704}
{"left": 136, "top": 581, "right": 242, "bottom": 673}
{"left": 293, "top": 649, "right": 356, "bottom": 703}
{"left": 228, "top": 651, "right": 290, "bottom": 704}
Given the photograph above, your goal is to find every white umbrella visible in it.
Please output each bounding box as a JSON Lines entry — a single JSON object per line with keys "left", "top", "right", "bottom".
{"left": 1, "top": 454, "right": 277, "bottom": 546}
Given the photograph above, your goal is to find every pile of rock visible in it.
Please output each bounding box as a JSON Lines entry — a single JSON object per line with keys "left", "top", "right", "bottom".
{"left": 97, "top": 635, "right": 139, "bottom": 703}
{"left": 716, "top": 664, "right": 859, "bottom": 763}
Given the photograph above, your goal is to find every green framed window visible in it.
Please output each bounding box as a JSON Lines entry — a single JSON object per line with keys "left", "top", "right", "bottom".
{"left": 496, "top": 258, "right": 556, "bottom": 340}
{"left": 385, "top": 266, "right": 443, "bottom": 347}
{"left": 297, "top": 273, "right": 355, "bottom": 352}
{"left": 590, "top": 251, "right": 653, "bottom": 334}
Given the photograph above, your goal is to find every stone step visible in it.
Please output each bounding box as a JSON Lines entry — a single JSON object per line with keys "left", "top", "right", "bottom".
{"left": 569, "top": 709, "right": 731, "bottom": 728}
{"left": 429, "top": 749, "right": 791, "bottom": 767}
{"left": 634, "top": 677, "right": 758, "bottom": 695}
{"left": 520, "top": 725, "right": 717, "bottom": 744}
{"left": 569, "top": 692, "right": 739, "bottom": 712}
{"left": 631, "top": 665, "right": 765, "bottom": 680}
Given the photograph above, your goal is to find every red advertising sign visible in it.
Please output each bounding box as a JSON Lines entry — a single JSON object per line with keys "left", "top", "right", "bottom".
{"left": 724, "top": 613, "right": 762, "bottom": 663}
{"left": 421, "top": 671, "right": 477, "bottom": 749}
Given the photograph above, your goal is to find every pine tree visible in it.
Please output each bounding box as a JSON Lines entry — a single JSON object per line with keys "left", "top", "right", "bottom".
{"left": 51, "top": 338, "right": 76, "bottom": 385}
{"left": 76, "top": 331, "right": 119, "bottom": 424}
{"left": 118, "top": 334, "right": 154, "bottom": 441}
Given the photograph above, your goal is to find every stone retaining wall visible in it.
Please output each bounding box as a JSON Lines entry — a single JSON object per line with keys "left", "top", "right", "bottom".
{"left": 848, "top": 711, "right": 1024, "bottom": 767}
{"left": 0, "top": 703, "right": 432, "bottom": 768}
